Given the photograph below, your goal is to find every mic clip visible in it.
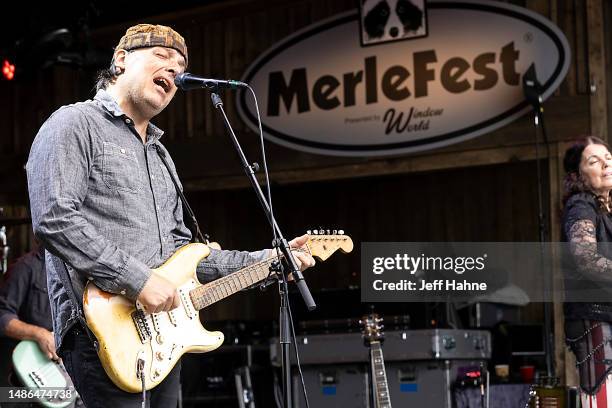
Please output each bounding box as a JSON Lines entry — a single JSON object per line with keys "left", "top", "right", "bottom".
{"left": 260, "top": 259, "right": 283, "bottom": 291}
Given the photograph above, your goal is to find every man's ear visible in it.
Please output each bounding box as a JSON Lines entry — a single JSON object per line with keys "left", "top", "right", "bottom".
{"left": 112, "top": 49, "right": 129, "bottom": 75}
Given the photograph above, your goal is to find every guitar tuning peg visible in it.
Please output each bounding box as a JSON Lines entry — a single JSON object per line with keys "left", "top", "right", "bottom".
{"left": 319, "top": 228, "right": 325, "bottom": 235}
{"left": 338, "top": 229, "right": 344, "bottom": 235}
{"left": 312, "top": 230, "right": 318, "bottom": 235}
{"left": 332, "top": 229, "right": 337, "bottom": 235}
{"left": 307, "top": 230, "right": 312, "bottom": 235}
{"left": 326, "top": 229, "right": 331, "bottom": 235}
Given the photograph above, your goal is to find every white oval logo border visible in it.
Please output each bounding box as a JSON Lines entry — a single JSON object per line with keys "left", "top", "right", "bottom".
{"left": 237, "top": 1, "right": 570, "bottom": 157}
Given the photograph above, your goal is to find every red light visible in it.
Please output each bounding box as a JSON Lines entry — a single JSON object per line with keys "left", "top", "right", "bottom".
{"left": 2, "top": 60, "right": 15, "bottom": 80}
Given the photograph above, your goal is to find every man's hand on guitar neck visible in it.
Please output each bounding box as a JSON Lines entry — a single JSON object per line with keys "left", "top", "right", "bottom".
{"left": 289, "top": 234, "right": 316, "bottom": 271}
{"left": 283, "top": 234, "right": 316, "bottom": 278}
{"left": 137, "top": 273, "right": 181, "bottom": 314}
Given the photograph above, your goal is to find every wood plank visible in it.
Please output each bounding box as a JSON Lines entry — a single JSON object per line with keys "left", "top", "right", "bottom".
{"left": 559, "top": 0, "right": 577, "bottom": 96}
{"left": 182, "top": 144, "right": 544, "bottom": 191}
{"left": 96, "top": 0, "right": 311, "bottom": 36}
{"left": 605, "top": 0, "right": 612, "bottom": 142}
{"left": 550, "top": 0, "right": 562, "bottom": 97}
{"left": 547, "top": 142, "right": 564, "bottom": 381}
{"left": 549, "top": 139, "right": 579, "bottom": 387}
{"left": 0, "top": 203, "right": 33, "bottom": 265}
{"left": 575, "top": 0, "right": 588, "bottom": 95}
{"left": 526, "top": 0, "right": 550, "bottom": 17}
{"left": 211, "top": 20, "right": 227, "bottom": 139}
{"left": 586, "top": 0, "right": 608, "bottom": 140}
{"left": 193, "top": 23, "right": 206, "bottom": 140}
{"left": 203, "top": 21, "right": 215, "bottom": 140}
{"left": 223, "top": 16, "right": 244, "bottom": 129}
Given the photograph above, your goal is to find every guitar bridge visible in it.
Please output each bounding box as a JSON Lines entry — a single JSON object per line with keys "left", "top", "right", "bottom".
{"left": 131, "top": 309, "right": 152, "bottom": 343}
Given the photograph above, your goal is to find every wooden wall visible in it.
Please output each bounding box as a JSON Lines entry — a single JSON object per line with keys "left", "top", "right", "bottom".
{"left": 0, "top": 0, "right": 596, "bottom": 192}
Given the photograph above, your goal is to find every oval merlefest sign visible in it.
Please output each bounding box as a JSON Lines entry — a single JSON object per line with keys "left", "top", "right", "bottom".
{"left": 237, "top": 0, "right": 570, "bottom": 157}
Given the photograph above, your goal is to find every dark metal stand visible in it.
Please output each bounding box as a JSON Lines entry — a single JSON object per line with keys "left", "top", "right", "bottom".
{"left": 235, "top": 365, "right": 256, "bottom": 408}
{"left": 523, "top": 64, "right": 555, "bottom": 380}
{"left": 210, "top": 91, "right": 316, "bottom": 408}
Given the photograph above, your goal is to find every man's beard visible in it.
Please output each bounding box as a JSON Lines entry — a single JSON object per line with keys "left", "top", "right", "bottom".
{"left": 128, "top": 86, "right": 166, "bottom": 119}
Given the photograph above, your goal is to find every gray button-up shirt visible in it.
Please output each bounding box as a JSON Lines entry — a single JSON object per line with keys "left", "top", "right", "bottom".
{"left": 26, "top": 90, "right": 269, "bottom": 351}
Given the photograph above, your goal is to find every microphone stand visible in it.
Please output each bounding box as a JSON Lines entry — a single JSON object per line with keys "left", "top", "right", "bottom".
{"left": 210, "top": 91, "right": 316, "bottom": 408}
{"left": 523, "top": 64, "right": 555, "bottom": 382}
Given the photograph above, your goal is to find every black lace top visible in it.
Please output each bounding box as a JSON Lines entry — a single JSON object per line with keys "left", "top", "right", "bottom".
{"left": 563, "top": 192, "right": 612, "bottom": 321}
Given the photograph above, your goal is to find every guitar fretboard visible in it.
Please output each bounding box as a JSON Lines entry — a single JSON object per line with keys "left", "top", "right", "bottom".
{"left": 188, "top": 234, "right": 352, "bottom": 310}
{"left": 371, "top": 341, "right": 392, "bottom": 408}
{"left": 189, "top": 257, "right": 277, "bottom": 310}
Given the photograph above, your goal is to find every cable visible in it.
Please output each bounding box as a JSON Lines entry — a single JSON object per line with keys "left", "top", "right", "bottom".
{"left": 247, "top": 85, "right": 278, "bottom": 244}
{"left": 246, "top": 85, "right": 284, "bottom": 292}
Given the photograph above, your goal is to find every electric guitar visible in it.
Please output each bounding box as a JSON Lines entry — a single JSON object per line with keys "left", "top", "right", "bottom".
{"left": 83, "top": 233, "right": 353, "bottom": 392}
{"left": 11, "top": 340, "right": 77, "bottom": 407}
{"left": 361, "top": 313, "right": 392, "bottom": 408}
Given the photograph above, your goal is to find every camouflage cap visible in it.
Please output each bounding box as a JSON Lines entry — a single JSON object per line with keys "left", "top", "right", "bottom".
{"left": 115, "top": 24, "right": 188, "bottom": 67}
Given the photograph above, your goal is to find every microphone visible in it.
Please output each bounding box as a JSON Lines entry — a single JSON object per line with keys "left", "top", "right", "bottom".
{"left": 522, "top": 63, "right": 542, "bottom": 109}
{"left": 174, "top": 73, "right": 247, "bottom": 91}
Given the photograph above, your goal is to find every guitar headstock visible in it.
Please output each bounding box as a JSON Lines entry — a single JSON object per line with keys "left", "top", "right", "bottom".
{"left": 360, "top": 313, "right": 385, "bottom": 346}
{"left": 306, "top": 229, "right": 353, "bottom": 261}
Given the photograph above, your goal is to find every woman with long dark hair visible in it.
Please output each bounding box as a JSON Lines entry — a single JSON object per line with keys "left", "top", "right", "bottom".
{"left": 562, "top": 136, "right": 612, "bottom": 404}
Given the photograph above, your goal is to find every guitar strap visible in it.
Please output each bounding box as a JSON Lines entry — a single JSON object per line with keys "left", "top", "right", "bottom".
{"left": 154, "top": 144, "right": 206, "bottom": 244}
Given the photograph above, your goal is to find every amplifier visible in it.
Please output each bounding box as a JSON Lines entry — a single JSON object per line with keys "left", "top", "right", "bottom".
{"left": 291, "top": 359, "right": 488, "bottom": 408}
{"left": 271, "top": 329, "right": 491, "bottom": 366}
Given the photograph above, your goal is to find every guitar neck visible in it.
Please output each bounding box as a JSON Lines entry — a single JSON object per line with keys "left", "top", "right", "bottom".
{"left": 189, "top": 234, "right": 353, "bottom": 310}
{"left": 190, "top": 256, "right": 277, "bottom": 310}
{"left": 370, "top": 341, "right": 392, "bottom": 408}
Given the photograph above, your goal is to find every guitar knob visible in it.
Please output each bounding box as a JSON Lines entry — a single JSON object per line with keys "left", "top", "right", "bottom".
{"left": 156, "top": 334, "right": 164, "bottom": 344}
{"left": 156, "top": 351, "right": 165, "bottom": 361}
{"left": 153, "top": 368, "right": 162, "bottom": 378}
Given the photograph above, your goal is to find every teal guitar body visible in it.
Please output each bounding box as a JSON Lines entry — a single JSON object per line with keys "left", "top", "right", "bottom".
{"left": 11, "top": 340, "right": 77, "bottom": 407}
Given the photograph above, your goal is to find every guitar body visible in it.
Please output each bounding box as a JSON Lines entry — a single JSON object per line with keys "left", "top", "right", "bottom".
{"left": 83, "top": 243, "right": 224, "bottom": 393}
{"left": 12, "top": 340, "right": 76, "bottom": 407}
